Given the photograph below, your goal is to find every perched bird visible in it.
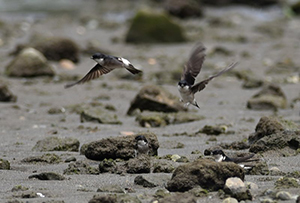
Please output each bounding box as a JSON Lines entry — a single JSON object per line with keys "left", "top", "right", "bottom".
{"left": 178, "top": 43, "right": 237, "bottom": 108}
{"left": 65, "top": 53, "right": 142, "bottom": 88}
{"left": 212, "top": 149, "right": 257, "bottom": 169}
{"left": 134, "top": 135, "right": 150, "bottom": 157}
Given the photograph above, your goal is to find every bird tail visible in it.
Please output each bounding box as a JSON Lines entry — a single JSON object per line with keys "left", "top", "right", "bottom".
{"left": 125, "top": 64, "right": 142, "bottom": 74}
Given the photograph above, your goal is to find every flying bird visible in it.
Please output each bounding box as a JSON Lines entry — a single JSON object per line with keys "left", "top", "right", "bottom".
{"left": 65, "top": 53, "right": 142, "bottom": 88}
{"left": 178, "top": 43, "right": 237, "bottom": 108}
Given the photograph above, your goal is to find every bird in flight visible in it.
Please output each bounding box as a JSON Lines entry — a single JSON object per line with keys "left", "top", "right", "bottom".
{"left": 178, "top": 43, "right": 237, "bottom": 108}
{"left": 65, "top": 53, "right": 142, "bottom": 88}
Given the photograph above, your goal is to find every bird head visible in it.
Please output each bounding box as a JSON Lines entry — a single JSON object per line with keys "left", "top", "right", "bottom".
{"left": 178, "top": 80, "right": 188, "bottom": 88}
{"left": 135, "top": 135, "right": 148, "bottom": 143}
{"left": 212, "top": 149, "right": 225, "bottom": 156}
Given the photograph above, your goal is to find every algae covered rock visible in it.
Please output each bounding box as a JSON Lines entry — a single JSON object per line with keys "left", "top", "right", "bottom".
{"left": 127, "top": 85, "right": 186, "bottom": 115}
{"left": 64, "top": 160, "right": 99, "bottom": 175}
{"left": 125, "top": 10, "right": 186, "bottom": 44}
{"left": 0, "top": 158, "right": 10, "bottom": 170}
{"left": 21, "top": 153, "right": 62, "bottom": 164}
{"left": 248, "top": 116, "right": 300, "bottom": 154}
{"left": 32, "top": 136, "right": 80, "bottom": 152}
{"left": 136, "top": 111, "right": 204, "bottom": 127}
{"left": 166, "top": 159, "right": 244, "bottom": 192}
{"left": 5, "top": 48, "right": 55, "bottom": 77}
{"left": 28, "top": 172, "right": 65, "bottom": 180}
{"left": 80, "top": 105, "right": 122, "bottom": 125}
{"left": 0, "top": 83, "right": 17, "bottom": 102}
{"left": 85, "top": 132, "right": 159, "bottom": 161}
{"left": 247, "top": 84, "right": 287, "bottom": 110}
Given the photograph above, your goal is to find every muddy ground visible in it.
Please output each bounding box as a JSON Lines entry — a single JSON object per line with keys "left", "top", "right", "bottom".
{"left": 0, "top": 0, "right": 300, "bottom": 202}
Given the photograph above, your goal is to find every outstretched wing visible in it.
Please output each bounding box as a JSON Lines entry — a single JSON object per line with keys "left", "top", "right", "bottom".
{"left": 191, "top": 61, "right": 237, "bottom": 93}
{"left": 64, "top": 64, "right": 113, "bottom": 88}
{"left": 181, "top": 43, "right": 206, "bottom": 85}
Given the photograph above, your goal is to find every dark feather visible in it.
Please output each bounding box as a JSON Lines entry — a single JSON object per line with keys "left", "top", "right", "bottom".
{"left": 191, "top": 62, "right": 237, "bottom": 93}
{"left": 64, "top": 64, "right": 112, "bottom": 88}
{"left": 181, "top": 43, "right": 206, "bottom": 85}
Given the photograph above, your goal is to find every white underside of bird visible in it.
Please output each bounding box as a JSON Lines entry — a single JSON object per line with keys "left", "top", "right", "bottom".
{"left": 178, "top": 85, "right": 198, "bottom": 107}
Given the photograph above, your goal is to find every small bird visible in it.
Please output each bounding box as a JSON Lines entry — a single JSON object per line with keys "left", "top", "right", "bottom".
{"left": 65, "top": 53, "right": 142, "bottom": 88}
{"left": 212, "top": 149, "right": 257, "bottom": 169}
{"left": 178, "top": 43, "right": 237, "bottom": 108}
{"left": 134, "top": 135, "right": 150, "bottom": 157}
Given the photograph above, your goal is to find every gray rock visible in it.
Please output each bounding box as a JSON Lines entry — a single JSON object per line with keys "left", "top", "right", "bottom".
{"left": 125, "top": 10, "right": 186, "bottom": 44}
{"left": 248, "top": 116, "right": 300, "bottom": 154}
{"left": 164, "top": 0, "right": 203, "bottom": 19}
{"left": 152, "top": 160, "right": 175, "bottom": 173}
{"left": 275, "top": 191, "right": 293, "bottom": 200}
{"left": 0, "top": 84, "right": 17, "bottom": 102}
{"left": 88, "top": 194, "right": 141, "bottom": 203}
{"left": 166, "top": 159, "right": 244, "bottom": 192}
{"left": 85, "top": 132, "right": 159, "bottom": 161}
{"left": 99, "top": 159, "right": 118, "bottom": 173}
{"left": 65, "top": 156, "right": 76, "bottom": 162}
{"left": 275, "top": 177, "right": 300, "bottom": 189}
{"left": 126, "top": 155, "right": 151, "bottom": 174}
{"left": 134, "top": 175, "right": 157, "bottom": 188}
{"left": 12, "top": 34, "right": 80, "bottom": 63}
{"left": 158, "top": 192, "right": 197, "bottom": 203}
{"left": 88, "top": 194, "right": 117, "bottom": 203}
{"left": 80, "top": 105, "right": 122, "bottom": 125}
{"left": 28, "top": 172, "right": 65, "bottom": 180}
{"left": 127, "top": 85, "right": 186, "bottom": 115}
{"left": 248, "top": 161, "right": 269, "bottom": 175}
{"left": 32, "top": 136, "right": 80, "bottom": 152}
{"left": 5, "top": 47, "right": 55, "bottom": 77}
{"left": 247, "top": 84, "right": 287, "bottom": 110}
{"left": 200, "top": 124, "right": 228, "bottom": 135}
{"left": 63, "top": 160, "right": 99, "bottom": 175}
{"left": 97, "top": 185, "right": 125, "bottom": 193}
{"left": 269, "top": 167, "right": 286, "bottom": 176}
{"left": 136, "top": 111, "right": 204, "bottom": 127}
{"left": 222, "top": 197, "right": 238, "bottom": 203}
{"left": 11, "top": 185, "right": 29, "bottom": 192}
{"left": 21, "top": 153, "right": 62, "bottom": 164}
{"left": 224, "top": 177, "right": 252, "bottom": 201}
{"left": 0, "top": 158, "right": 10, "bottom": 170}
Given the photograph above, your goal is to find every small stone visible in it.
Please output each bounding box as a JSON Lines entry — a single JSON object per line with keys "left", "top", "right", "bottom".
{"left": 224, "top": 177, "right": 252, "bottom": 201}
{"left": 11, "top": 185, "right": 29, "bottom": 192}
{"left": 65, "top": 156, "right": 76, "bottom": 163}
{"left": 276, "top": 191, "right": 293, "bottom": 200}
{"left": 97, "top": 185, "right": 125, "bottom": 193}
{"left": 134, "top": 175, "right": 157, "bottom": 188}
{"left": 164, "top": 0, "right": 203, "bottom": 19}
{"left": 275, "top": 177, "right": 300, "bottom": 189}
{"left": 127, "top": 85, "right": 186, "bottom": 115}
{"left": 28, "top": 172, "right": 65, "bottom": 180}
{"left": 126, "top": 155, "right": 151, "bottom": 174}
{"left": 0, "top": 158, "right": 10, "bottom": 170}
{"left": 222, "top": 197, "right": 238, "bottom": 203}
{"left": 63, "top": 160, "right": 99, "bottom": 175}
{"left": 269, "top": 167, "right": 286, "bottom": 176}
{"left": 0, "top": 84, "right": 17, "bottom": 102}
{"left": 21, "top": 153, "right": 62, "bottom": 164}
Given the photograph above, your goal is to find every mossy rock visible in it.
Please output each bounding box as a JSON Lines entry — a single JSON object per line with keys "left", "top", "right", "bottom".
{"left": 5, "top": 48, "right": 55, "bottom": 77}
{"left": 32, "top": 136, "right": 80, "bottom": 152}
{"left": 126, "top": 10, "right": 186, "bottom": 44}
{"left": 0, "top": 158, "right": 10, "bottom": 170}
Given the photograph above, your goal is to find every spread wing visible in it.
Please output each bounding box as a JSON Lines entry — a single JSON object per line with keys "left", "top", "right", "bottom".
{"left": 191, "top": 61, "right": 237, "bottom": 94}
{"left": 64, "top": 63, "right": 114, "bottom": 88}
{"left": 181, "top": 43, "right": 206, "bottom": 85}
